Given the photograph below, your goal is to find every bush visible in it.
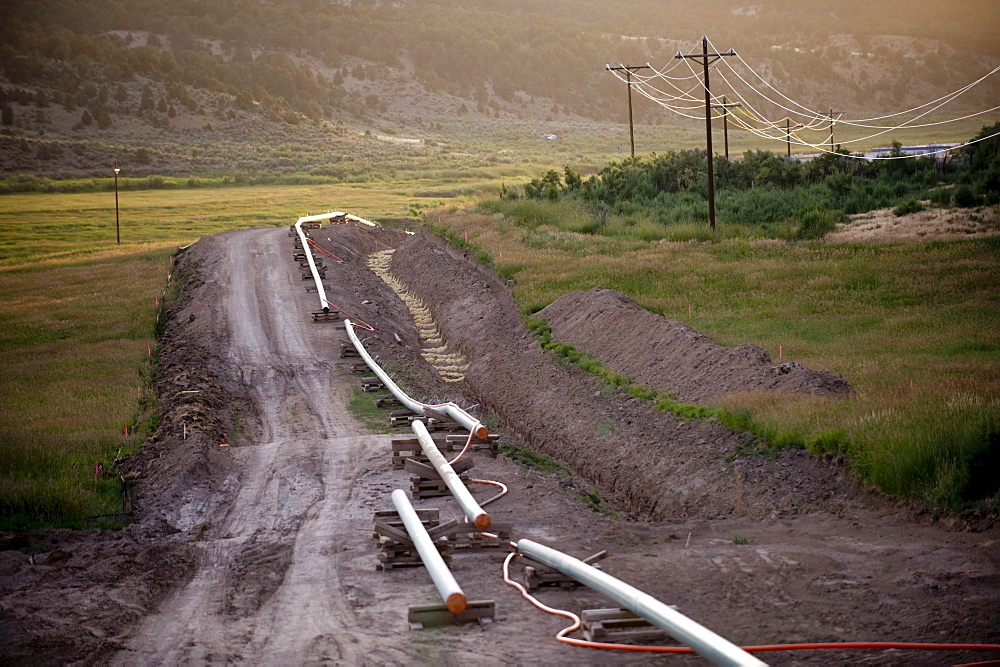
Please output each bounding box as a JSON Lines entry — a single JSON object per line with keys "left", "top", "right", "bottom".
{"left": 928, "top": 187, "right": 952, "bottom": 207}
{"left": 893, "top": 198, "right": 925, "bottom": 216}
{"left": 954, "top": 184, "right": 980, "bottom": 208}
{"left": 797, "top": 206, "right": 842, "bottom": 239}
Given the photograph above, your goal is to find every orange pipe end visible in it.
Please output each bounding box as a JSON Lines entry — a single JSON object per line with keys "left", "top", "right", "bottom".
{"left": 474, "top": 425, "right": 490, "bottom": 440}
{"left": 474, "top": 513, "right": 491, "bottom": 530}
{"left": 446, "top": 592, "right": 467, "bottom": 614}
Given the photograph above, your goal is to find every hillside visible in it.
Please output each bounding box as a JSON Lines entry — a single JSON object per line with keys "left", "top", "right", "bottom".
{"left": 1, "top": 0, "right": 999, "bottom": 178}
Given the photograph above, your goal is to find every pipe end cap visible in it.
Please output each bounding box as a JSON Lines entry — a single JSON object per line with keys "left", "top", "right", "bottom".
{"left": 474, "top": 514, "right": 491, "bottom": 530}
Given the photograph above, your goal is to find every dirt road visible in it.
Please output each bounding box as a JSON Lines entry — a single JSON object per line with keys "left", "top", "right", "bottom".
{"left": 113, "top": 229, "right": 411, "bottom": 663}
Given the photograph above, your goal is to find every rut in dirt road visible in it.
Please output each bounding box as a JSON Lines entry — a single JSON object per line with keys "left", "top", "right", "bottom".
{"left": 114, "top": 229, "right": 406, "bottom": 664}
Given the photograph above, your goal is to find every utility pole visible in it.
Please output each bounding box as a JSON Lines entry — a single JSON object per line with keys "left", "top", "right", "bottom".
{"left": 676, "top": 37, "right": 735, "bottom": 231}
{"left": 710, "top": 95, "right": 741, "bottom": 159}
{"left": 606, "top": 64, "right": 651, "bottom": 157}
{"left": 827, "top": 109, "right": 844, "bottom": 152}
{"left": 113, "top": 162, "right": 121, "bottom": 244}
{"left": 784, "top": 118, "right": 804, "bottom": 158}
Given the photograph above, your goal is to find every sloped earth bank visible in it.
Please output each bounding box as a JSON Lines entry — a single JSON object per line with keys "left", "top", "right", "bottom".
{"left": 0, "top": 225, "right": 996, "bottom": 665}
{"left": 537, "top": 288, "right": 852, "bottom": 405}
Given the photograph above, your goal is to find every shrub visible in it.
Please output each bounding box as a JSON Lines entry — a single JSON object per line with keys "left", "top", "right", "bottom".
{"left": 928, "top": 187, "right": 952, "bottom": 207}
{"left": 954, "top": 184, "right": 980, "bottom": 208}
{"left": 893, "top": 198, "right": 925, "bottom": 216}
{"left": 797, "top": 206, "right": 842, "bottom": 239}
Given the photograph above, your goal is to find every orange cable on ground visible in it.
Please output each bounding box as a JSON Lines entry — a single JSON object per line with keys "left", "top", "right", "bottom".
{"left": 501, "top": 553, "right": 1000, "bottom": 658}
{"left": 329, "top": 303, "right": 377, "bottom": 332}
{"left": 307, "top": 237, "right": 345, "bottom": 262}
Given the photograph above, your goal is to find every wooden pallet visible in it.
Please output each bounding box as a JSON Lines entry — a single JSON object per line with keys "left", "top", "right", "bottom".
{"left": 523, "top": 550, "right": 608, "bottom": 590}
{"left": 432, "top": 521, "right": 513, "bottom": 551}
{"left": 445, "top": 433, "right": 500, "bottom": 458}
{"left": 408, "top": 600, "right": 495, "bottom": 630}
{"left": 373, "top": 507, "right": 450, "bottom": 570}
{"left": 580, "top": 608, "right": 672, "bottom": 644}
{"left": 390, "top": 435, "right": 452, "bottom": 469}
{"left": 375, "top": 395, "right": 404, "bottom": 407}
{"left": 311, "top": 310, "right": 341, "bottom": 323}
{"left": 361, "top": 376, "right": 384, "bottom": 392}
{"left": 339, "top": 341, "right": 360, "bottom": 358}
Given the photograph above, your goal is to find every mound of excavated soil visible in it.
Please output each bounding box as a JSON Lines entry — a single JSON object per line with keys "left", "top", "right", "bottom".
{"left": 390, "top": 231, "right": 866, "bottom": 523}
{"left": 538, "top": 288, "right": 852, "bottom": 404}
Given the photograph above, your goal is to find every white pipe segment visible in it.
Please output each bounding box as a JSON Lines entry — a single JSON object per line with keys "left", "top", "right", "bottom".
{"left": 343, "top": 319, "right": 487, "bottom": 439}
{"left": 412, "top": 420, "right": 490, "bottom": 529}
{"left": 294, "top": 216, "right": 329, "bottom": 312}
{"left": 391, "top": 489, "right": 467, "bottom": 613}
{"left": 515, "top": 539, "right": 767, "bottom": 667}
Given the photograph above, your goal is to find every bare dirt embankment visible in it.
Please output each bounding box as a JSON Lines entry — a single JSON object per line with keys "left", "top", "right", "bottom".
{"left": 2, "top": 223, "right": 998, "bottom": 665}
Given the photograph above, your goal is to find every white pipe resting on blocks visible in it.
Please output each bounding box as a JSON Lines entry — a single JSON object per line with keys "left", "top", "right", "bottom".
{"left": 515, "top": 539, "right": 767, "bottom": 667}
{"left": 294, "top": 216, "right": 329, "bottom": 312}
{"left": 412, "top": 419, "right": 490, "bottom": 530}
{"left": 343, "top": 319, "right": 487, "bottom": 439}
{"left": 391, "top": 489, "right": 467, "bottom": 613}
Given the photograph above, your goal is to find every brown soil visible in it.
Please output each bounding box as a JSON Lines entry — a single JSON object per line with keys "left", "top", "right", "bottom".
{"left": 1, "top": 223, "right": 998, "bottom": 665}
{"left": 537, "top": 287, "right": 852, "bottom": 405}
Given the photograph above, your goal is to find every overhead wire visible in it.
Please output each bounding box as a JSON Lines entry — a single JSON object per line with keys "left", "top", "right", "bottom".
{"left": 619, "top": 36, "right": 1000, "bottom": 159}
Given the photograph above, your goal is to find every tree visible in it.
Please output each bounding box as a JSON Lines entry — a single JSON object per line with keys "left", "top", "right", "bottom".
{"left": 81, "top": 109, "right": 92, "bottom": 125}
{"left": 114, "top": 84, "right": 128, "bottom": 105}
{"left": 96, "top": 108, "right": 111, "bottom": 129}
{"left": 1, "top": 105, "right": 12, "bottom": 126}
{"left": 135, "top": 147, "right": 151, "bottom": 164}
{"left": 139, "top": 85, "right": 154, "bottom": 112}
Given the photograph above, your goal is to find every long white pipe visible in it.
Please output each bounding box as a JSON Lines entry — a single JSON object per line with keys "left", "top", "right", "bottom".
{"left": 391, "top": 489, "right": 467, "bottom": 613}
{"left": 343, "top": 319, "right": 487, "bottom": 439}
{"left": 413, "top": 420, "right": 490, "bottom": 530}
{"left": 515, "top": 539, "right": 767, "bottom": 667}
{"left": 294, "top": 216, "right": 329, "bottom": 312}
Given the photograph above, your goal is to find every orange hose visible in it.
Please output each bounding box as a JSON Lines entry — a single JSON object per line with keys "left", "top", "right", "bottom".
{"left": 501, "top": 553, "right": 1000, "bottom": 657}
{"left": 307, "top": 237, "right": 345, "bottom": 262}
{"left": 470, "top": 478, "right": 508, "bottom": 506}
{"left": 327, "top": 302, "right": 377, "bottom": 332}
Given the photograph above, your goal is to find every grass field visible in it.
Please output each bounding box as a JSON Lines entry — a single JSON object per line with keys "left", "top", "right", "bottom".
{"left": 0, "top": 179, "right": 480, "bottom": 530}
{"left": 435, "top": 207, "right": 1000, "bottom": 509}
{"left": 2, "top": 174, "right": 998, "bottom": 529}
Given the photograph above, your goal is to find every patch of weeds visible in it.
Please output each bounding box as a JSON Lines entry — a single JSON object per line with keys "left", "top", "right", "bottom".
{"left": 500, "top": 443, "right": 570, "bottom": 477}
{"left": 581, "top": 488, "right": 619, "bottom": 519}
{"left": 732, "top": 534, "right": 750, "bottom": 545}
{"left": 484, "top": 414, "right": 500, "bottom": 429}
{"left": 347, "top": 386, "right": 395, "bottom": 434}
{"left": 595, "top": 417, "right": 616, "bottom": 437}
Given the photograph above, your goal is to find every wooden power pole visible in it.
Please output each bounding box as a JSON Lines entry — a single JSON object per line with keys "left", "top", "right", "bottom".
{"left": 676, "top": 37, "right": 735, "bottom": 231}
{"left": 606, "top": 64, "right": 651, "bottom": 157}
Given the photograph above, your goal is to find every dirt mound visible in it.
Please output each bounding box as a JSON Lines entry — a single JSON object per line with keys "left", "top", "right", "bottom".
{"left": 390, "top": 231, "right": 868, "bottom": 523}
{"left": 538, "top": 288, "right": 852, "bottom": 404}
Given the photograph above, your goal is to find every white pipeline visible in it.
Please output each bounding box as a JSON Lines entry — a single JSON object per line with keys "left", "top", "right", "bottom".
{"left": 412, "top": 420, "right": 490, "bottom": 530}
{"left": 294, "top": 216, "right": 329, "bottom": 312}
{"left": 343, "top": 319, "right": 487, "bottom": 438}
{"left": 515, "top": 539, "right": 767, "bottom": 667}
{"left": 391, "top": 489, "right": 467, "bottom": 613}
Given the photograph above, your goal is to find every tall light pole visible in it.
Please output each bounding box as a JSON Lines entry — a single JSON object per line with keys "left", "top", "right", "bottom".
{"left": 113, "top": 163, "right": 120, "bottom": 244}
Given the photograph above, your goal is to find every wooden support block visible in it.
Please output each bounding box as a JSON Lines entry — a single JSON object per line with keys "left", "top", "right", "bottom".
{"left": 408, "top": 600, "right": 495, "bottom": 630}
{"left": 522, "top": 550, "right": 607, "bottom": 591}
{"left": 350, "top": 362, "right": 369, "bottom": 374}
{"left": 373, "top": 508, "right": 449, "bottom": 570}
{"left": 404, "top": 456, "right": 474, "bottom": 480}
{"left": 375, "top": 395, "right": 403, "bottom": 407}
{"left": 580, "top": 608, "right": 672, "bottom": 644}
{"left": 340, "top": 344, "right": 360, "bottom": 358}
{"left": 445, "top": 433, "right": 501, "bottom": 457}
{"left": 311, "top": 310, "right": 341, "bottom": 323}
{"left": 410, "top": 472, "right": 470, "bottom": 499}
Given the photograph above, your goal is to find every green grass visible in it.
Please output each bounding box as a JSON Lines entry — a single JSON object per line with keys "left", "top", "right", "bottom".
{"left": 435, "top": 205, "right": 1000, "bottom": 510}
{"left": 0, "top": 179, "right": 480, "bottom": 530}
{"left": 346, "top": 386, "right": 395, "bottom": 434}
{"left": 499, "top": 443, "right": 571, "bottom": 478}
